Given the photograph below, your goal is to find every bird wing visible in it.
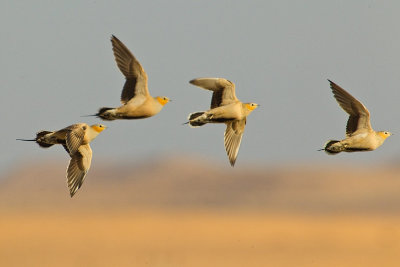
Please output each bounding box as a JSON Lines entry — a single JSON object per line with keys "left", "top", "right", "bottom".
{"left": 62, "top": 145, "right": 70, "bottom": 154}
{"left": 328, "top": 80, "right": 372, "bottom": 136}
{"left": 189, "top": 78, "right": 238, "bottom": 108}
{"left": 224, "top": 118, "right": 246, "bottom": 166}
{"left": 66, "top": 144, "right": 92, "bottom": 197}
{"left": 65, "top": 124, "right": 86, "bottom": 156}
{"left": 111, "top": 35, "right": 149, "bottom": 105}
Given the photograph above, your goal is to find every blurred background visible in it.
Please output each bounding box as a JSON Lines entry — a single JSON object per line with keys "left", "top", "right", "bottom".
{"left": 1, "top": 1, "right": 400, "bottom": 266}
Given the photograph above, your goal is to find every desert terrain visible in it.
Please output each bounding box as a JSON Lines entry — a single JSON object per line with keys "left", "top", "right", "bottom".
{"left": 1, "top": 156, "right": 400, "bottom": 266}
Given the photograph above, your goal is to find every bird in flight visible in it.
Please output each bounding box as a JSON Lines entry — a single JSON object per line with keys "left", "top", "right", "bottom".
{"left": 186, "top": 77, "right": 258, "bottom": 166}
{"left": 17, "top": 123, "right": 107, "bottom": 197}
{"left": 95, "top": 35, "right": 170, "bottom": 120}
{"left": 321, "top": 80, "right": 392, "bottom": 154}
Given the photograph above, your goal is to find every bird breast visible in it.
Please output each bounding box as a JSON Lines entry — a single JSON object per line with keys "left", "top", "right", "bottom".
{"left": 344, "top": 132, "right": 384, "bottom": 150}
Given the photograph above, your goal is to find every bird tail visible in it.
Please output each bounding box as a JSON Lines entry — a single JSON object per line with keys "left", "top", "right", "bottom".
{"left": 96, "top": 107, "right": 116, "bottom": 121}
{"left": 35, "top": 131, "right": 54, "bottom": 148}
{"left": 17, "top": 131, "right": 54, "bottom": 148}
{"left": 320, "top": 140, "right": 342, "bottom": 155}
{"left": 187, "top": 112, "right": 206, "bottom": 127}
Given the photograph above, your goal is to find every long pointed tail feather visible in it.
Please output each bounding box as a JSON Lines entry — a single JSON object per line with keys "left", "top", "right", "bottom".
{"left": 18, "top": 131, "right": 55, "bottom": 148}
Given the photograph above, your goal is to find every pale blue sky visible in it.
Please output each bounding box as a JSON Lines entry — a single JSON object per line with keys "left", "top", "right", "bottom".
{"left": 2, "top": 1, "right": 400, "bottom": 175}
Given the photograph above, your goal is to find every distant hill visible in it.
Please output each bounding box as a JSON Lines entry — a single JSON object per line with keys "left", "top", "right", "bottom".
{"left": 1, "top": 156, "right": 400, "bottom": 214}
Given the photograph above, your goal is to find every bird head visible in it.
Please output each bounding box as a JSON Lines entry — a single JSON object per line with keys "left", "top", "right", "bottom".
{"left": 245, "top": 103, "right": 259, "bottom": 111}
{"left": 91, "top": 124, "right": 107, "bottom": 133}
{"left": 156, "top": 96, "right": 171, "bottom": 106}
{"left": 377, "top": 131, "right": 392, "bottom": 140}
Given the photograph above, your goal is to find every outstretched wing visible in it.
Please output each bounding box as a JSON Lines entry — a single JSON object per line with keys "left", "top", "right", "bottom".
{"left": 224, "top": 119, "right": 246, "bottom": 166}
{"left": 111, "top": 35, "right": 149, "bottom": 104}
{"left": 328, "top": 80, "right": 372, "bottom": 136}
{"left": 66, "top": 144, "right": 92, "bottom": 197}
{"left": 189, "top": 78, "right": 238, "bottom": 108}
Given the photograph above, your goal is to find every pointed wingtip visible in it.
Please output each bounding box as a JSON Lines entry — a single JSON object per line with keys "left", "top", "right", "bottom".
{"left": 229, "top": 159, "right": 236, "bottom": 167}
{"left": 69, "top": 190, "right": 77, "bottom": 198}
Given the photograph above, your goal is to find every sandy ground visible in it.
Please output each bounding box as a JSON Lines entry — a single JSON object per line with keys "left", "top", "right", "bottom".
{"left": 2, "top": 159, "right": 400, "bottom": 266}
{"left": 1, "top": 210, "right": 400, "bottom": 267}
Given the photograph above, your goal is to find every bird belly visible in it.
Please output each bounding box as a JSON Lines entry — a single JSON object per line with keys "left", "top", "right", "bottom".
{"left": 117, "top": 100, "right": 161, "bottom": 119}
{"left": 206, "top": 105, "right": 242, "bottom": 122}
{"left": 341, "top": 133, "right": 377, "bottom": 151}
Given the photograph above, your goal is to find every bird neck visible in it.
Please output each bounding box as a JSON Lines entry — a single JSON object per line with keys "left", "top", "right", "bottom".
{"left": 87, "top": 126, "right": 104, "bottom": 141}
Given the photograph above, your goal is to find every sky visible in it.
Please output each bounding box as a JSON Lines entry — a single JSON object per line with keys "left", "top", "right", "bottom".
{"left": 2, "top": 0, "right": 400, "bottom": 175}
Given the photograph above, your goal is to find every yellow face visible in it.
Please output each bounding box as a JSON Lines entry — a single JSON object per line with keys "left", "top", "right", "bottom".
{"left": 91, "top": 124, "right": 107, "bottom": 133}
{"left": 156, "top": 96, "right": 170, "bottom": 106}
{"left": 378, "top": 131, "right": 392, "bottom": 139}
{"left": 245, "top": 103, "right": 259, "bottom": 111}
